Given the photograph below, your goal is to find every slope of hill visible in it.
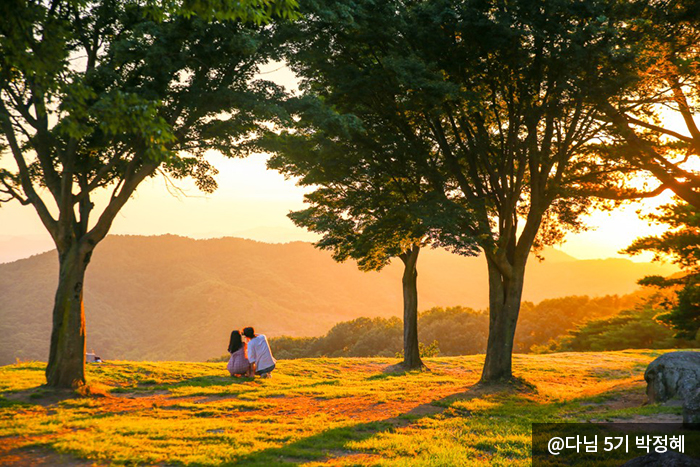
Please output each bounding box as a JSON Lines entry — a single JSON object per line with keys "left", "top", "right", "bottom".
{"left": 0, "top": 235, "right": 676, "bottom": 364}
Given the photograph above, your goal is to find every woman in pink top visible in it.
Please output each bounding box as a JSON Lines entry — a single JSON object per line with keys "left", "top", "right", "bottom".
{"left": 227, "top": 330, "right": 251, "bottom": 377}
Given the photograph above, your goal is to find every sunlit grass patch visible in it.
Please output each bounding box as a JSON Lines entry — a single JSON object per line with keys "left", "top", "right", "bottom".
{"left": 165, "top": 399, "right": 275, "bottom": 414}
{"left": 0, "top": 409, "right": 64, "bottom": 438}
{"left": 587, "top": 403, "right": 683, "bottom": 421}
{"left": 0, "top": 362, "right": 46, "bottom": 392}
{"left": 450, "top": 398, "right": 501, "bottom": 414}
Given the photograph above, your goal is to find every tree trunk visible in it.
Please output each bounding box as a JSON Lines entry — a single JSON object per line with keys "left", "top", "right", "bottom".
{"left": 400, "top": 245, "right": 423, "bottom": 370}
{"left": 480, "top": 257, "right": 526, "bottom": 383}
{"left": 46, "top": 243, "right": 92, "bottom": 388}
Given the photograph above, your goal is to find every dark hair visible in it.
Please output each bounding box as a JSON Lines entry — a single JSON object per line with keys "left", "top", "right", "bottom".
{"left": 228, "top": 330, "right": 243, "bottom": 353}
{"left": 243, "top": 327, "right": 256, "bottom": 339}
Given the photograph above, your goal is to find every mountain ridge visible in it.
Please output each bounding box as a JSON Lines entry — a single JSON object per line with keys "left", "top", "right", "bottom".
{"left": 0, "top": 234, "right": 677, "bottom": 364}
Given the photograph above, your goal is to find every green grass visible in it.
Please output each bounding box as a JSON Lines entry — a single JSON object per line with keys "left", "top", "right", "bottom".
{"left": 0, "top": 350, "right": 688, "bottom": 465}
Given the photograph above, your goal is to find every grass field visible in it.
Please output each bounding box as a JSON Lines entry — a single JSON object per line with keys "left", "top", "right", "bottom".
{"left": 0, "top": 350, "right": 687, "bottom": 465}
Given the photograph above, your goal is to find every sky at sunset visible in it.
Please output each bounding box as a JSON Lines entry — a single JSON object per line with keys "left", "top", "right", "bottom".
{"left": 0, "top": 149, "right": 675, "bottom": 263}
{"left": 0, "top": 63, "right": 680, "bottom": 263}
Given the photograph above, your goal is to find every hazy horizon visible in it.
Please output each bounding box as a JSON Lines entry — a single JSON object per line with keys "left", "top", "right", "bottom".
{"left": 0, "top": 155, "right": 678, "bottom": 266}
{"left": 0, "top": 221, "right": 676, "bottom": 265}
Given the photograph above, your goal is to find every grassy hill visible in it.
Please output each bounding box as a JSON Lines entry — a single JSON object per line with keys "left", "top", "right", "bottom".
{"left": 0, "top": 351, "right": 695, "bottom": 466}
{"left": 0, "top": 235, "right": 676, "bottom": 364}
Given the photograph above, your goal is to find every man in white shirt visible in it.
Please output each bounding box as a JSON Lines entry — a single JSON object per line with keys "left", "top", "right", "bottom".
{"left": 243, "top": 327, "right": 276, "bottom": 378}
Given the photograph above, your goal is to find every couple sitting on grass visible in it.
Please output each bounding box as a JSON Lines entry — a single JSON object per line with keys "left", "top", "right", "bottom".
{"left": 227, "top": 327, "right": 276, "bottom": 379}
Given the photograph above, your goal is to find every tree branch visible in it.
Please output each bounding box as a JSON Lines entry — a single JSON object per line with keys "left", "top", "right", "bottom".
{"left": 0, "top": 172, "right": 30, "bottom": 205}
{"left": 625, "top": 114, "right": 696, "bottom": 145}
{"left": 666, "top": 72, "right": 700, "bottom": 145}
{"left": 73, "top": 148, "right": 127, "bottom": 204}
{"left": 0, "top": 103, "right": 58, "bottom": 238}
{"left": 582, "top": 183, "right": 668, "bottom": 200}
{"left": 86, "top": 160, "right": 159, "bottom": 246}
{"left": 602, "top": 100, "right": 700, "bottom": 208}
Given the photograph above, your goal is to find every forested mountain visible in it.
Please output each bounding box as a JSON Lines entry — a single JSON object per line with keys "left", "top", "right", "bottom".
{"left": 0, "top": 235, "right": 676, "bottom": 364}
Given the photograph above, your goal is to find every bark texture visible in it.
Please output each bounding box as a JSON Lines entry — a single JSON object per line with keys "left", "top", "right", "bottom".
{"left": 400, "top": 245, "right": 423, "bottom": 370}
{"left": 480, "top": 256, "right": 527, "bottom": 382}
{"left": 479, "top": 213, "right": 542, "bottom": 384}
{"left": 46, "top": 243, "right": 93, "bottom": 388}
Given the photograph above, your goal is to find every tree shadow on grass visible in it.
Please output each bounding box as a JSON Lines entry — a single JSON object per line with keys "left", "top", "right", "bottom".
{"left": 163, "top": 374, "right": 255, "bottom": 388}
{"left": 231, "top": 378, "right": 656, "bottom": 466}
{"left": 104, "top": 374, "right": 258, "bottom": 397}
{"left": 231, "top": 406, "right": 438, "bottom": 465}
{"left": 2, "top": 375, "right": 659, "bottom": 466}
{"left": 1, "top": 373, "right": 256, "bottom": 407}
{"left": 231, "top": 383, "right": 502, "bottom": 466}
{"left": 0, "top": 385, "right": 103, "bottom": 407}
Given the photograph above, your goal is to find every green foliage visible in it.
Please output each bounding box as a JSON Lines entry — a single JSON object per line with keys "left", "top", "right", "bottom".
{"left": 273, "top": 317, "right": 403, "bottom": 359}
{"left": 667, "top": 284, "right": 700, "bottom": 341}
{"left": 417, "top": 307, "right": 489, "bottom": 356}
{"left": 275, "top": 0, "right": 634, "bottom": 256}
{"left": 271, "top": 295, "right": 647, "bottom": 359}
{"left": 548, "top": 307, "right": 696, "bottom": 352}
{"left": 626, "top": 201, "right": 700, "bottom": 268}
{"left": 0, "top": 0, "right": 296, "bottom": 240}
{"left": 595, "top": 0, "right": 700, "bottom": 208}
{"left": 395, "top": 340, "right": 440, "bottom": 359}
{"left": 147, "top": 0, "right": 299, "bottom": 23}
{"left": 265, "top": 92, "right": 478, "bottom": 272}
{"left": 625, "top": 200, "right": 700, "bottom": 339}
{"left": 515, "top": 295, "right": 641, "bottom": 353}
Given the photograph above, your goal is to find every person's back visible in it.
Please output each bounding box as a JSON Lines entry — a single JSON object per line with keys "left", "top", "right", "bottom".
{"left": 227, "top": 347, "right": 250, "bottom": 376}
{"left": 244, "top": 327, "right": 276, "bottom": 378}
{"left": 227, "top": 330, "right": 251, "bottom": 377}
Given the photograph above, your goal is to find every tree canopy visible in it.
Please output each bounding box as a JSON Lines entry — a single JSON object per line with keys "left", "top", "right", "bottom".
{"left": 0, "top": 0, "right": 293, "bottom": 242}
{"left": 267, "top": 101, "right": 433, "bottom": 272}
{"left": 598, "top": 0, "right": 700, "bottom": 206}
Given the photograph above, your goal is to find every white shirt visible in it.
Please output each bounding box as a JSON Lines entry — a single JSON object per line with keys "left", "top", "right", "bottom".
{"left": 247, "top": 335, "right": 276, "bottom": 370}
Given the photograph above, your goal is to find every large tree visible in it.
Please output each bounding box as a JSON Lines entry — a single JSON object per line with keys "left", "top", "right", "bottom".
{"left": 279, "top": 0, "right": 634, "bottom": 382}
{"left": 266, "top": 99, "right": 477, "bottom": 370}
{"left": 413, "top": 0, "right": 639, "bottom": 382}
{"left": 0, "top": 0, "right": 295, "bottom": 388}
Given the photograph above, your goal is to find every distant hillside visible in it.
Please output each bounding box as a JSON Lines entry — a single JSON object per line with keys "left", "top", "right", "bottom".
{"left": 0, "top": 235, "right": 676, "bottom": 364}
